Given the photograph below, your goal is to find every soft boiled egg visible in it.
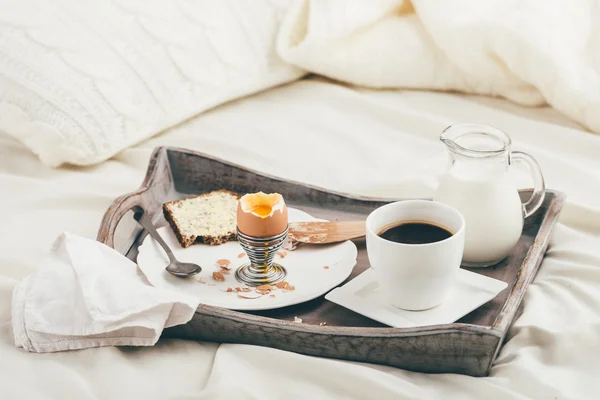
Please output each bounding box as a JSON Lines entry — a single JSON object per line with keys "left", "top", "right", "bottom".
{"left": 237, "top": 192, "right": 288, "bottom": 237}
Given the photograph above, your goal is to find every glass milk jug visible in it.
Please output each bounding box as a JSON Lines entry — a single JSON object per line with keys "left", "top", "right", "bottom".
{"left": 434, "top": 124, "right": 545, "bottom": 267}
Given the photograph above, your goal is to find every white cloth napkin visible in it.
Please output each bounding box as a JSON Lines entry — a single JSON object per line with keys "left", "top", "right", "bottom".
{"left": 12, "top": 232, "right": 200, "bottom": 353}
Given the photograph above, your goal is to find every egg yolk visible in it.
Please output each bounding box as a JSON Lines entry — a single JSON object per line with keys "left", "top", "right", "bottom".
{"left": 241, "top": 192, "right": 282, "bottom": 218}
{"left": 249, "top": 205, "right": 273, "bottom": 217}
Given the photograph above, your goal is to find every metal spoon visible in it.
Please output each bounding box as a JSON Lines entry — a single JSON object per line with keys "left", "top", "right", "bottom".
{"left": 133, "top": 211, "right": 202, "bottom": 277}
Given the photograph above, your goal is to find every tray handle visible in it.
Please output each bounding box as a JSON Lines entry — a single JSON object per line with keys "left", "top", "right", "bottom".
{"left": 97, "top": 192, "right": 145, "bottom": 249}
{"left": 97, "top": 147, "right": 173, "bottom": 253}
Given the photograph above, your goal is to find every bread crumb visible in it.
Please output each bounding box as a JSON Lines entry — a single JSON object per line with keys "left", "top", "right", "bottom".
{"left": 198, "top": 277, "right": 207, "bottom": 284}
{"left": 270, "top": 294, "right": 275, "bottom": 298}
{"left": 294, "top": 317, "right": 302, "bottom": 323}
{"left": 319, "top": 322, "right": 327, "bottom": 326}
{"left": 212, "top": 271, "right": 225, "bottom": 282}
{"left": 242, "top": 287, "right": 252, "bottom": 292}
{"left": 323, "top": 266, "right": 330, "bottom": 270}
{"left": 226, "top": 287, "right": 233, "bottom": 292}
{"left": 285, "top": 285, "right": 295, "bottom": 291}
{"left": 237, "top": 253, "right": 246, "bottom": 258}
{"left": 277, "top": 250, "right": 288, "bottom": 258}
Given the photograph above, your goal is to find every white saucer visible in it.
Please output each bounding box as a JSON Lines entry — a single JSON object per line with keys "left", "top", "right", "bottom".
{"left": 325, "top": 268, "right": 508, "bottom": 328}
{"left": 137, "top": 208, "right": 357, "bottom": 311}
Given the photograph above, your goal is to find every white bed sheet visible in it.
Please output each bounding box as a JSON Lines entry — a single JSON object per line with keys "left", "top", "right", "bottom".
{"left": 2, "top": 77, "right": 600, "bottom": 399}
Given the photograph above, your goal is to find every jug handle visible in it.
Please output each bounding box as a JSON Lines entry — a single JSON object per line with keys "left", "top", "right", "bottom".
{"left": 511, "top": 151, "right": 546, "bottom": 218}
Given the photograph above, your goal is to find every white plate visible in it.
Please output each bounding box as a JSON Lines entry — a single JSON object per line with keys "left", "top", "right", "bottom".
{"left": 325, "top": 268, "right": 508, "bottom": 328}
{"left": 137, "top": 208, "right": 357, "bottom": 311}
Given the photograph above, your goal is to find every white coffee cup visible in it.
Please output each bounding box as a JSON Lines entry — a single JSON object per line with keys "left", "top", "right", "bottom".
{"left": 366, "top": 200, "right": 466, "bottom": 311}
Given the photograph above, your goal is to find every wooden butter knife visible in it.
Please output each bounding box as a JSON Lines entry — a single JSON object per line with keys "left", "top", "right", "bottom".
{"left": 288, "top": 221, "right": 365, "bottom": 244}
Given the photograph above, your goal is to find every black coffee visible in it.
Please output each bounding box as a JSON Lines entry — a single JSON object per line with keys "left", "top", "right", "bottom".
{"left": 378, "top": 221, "right": 453, "bottom": 244}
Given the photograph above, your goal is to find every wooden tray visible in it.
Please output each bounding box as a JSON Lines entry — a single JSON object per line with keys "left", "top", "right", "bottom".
{"left": 97, "top": 147, "right": 566, "bottom": 376}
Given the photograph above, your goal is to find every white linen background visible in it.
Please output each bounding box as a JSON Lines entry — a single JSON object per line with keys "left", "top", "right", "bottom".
{"left": 2, "top": 77, "right": 600, "bottom": 399}
{"left": 278, "top": 0, "right": 600, "bottom": 135}
{"left": 5, "top": 0, "right": 600, "bottom": 169}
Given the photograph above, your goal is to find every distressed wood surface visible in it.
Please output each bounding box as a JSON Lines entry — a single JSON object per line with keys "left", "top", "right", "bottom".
{"left": 97, "top": 146, "right": 566, "bottom": 376}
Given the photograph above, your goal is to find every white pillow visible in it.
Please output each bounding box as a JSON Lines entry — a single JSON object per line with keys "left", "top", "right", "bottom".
{"left": 0, "top": 0, "right": 304, "bottom": 166}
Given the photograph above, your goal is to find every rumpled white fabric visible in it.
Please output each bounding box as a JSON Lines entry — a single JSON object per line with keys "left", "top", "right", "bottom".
{"left": 5, "top": 0, "right": 600, "bottom": 169}
{"left": 12, "top": 232, "right": 200, "bottom": 353}
{"left": 277, "top": 0, "right": 600, "bottom": 134}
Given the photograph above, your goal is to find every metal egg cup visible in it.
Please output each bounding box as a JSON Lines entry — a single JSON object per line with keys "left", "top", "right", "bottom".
{"left": 235, "top": 226, "right": 288, "bottom": 287}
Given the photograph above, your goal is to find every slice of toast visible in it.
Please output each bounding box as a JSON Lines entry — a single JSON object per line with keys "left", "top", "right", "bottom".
{"left": 163, "top": 190, "right": 240, "bottom": 248}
